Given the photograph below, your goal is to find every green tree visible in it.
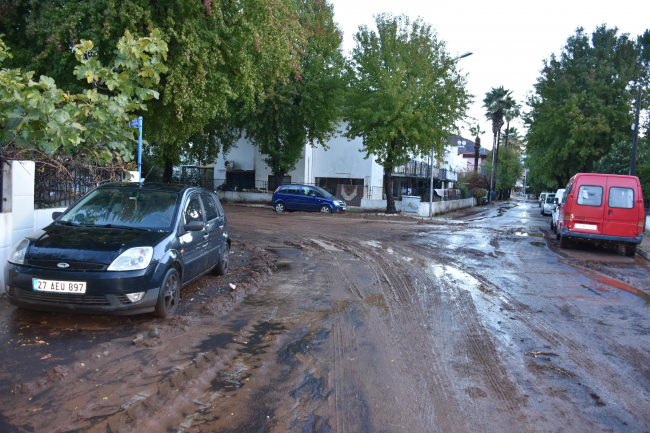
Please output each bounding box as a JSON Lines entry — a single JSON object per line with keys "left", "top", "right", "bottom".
{"left": 1, "top": 0, "right": 303, "bottom": 180}
{"left": 525, "top": 26, "right": 645, "bottom": 187}
{"left": 238, "top": 0, "right": 345, "bottom": 189}
{"left": 468, "top": 123, "right": 485, "bottom": 172}
{"left": 344, "top": 14, "right": 471, "bottom": 213}
{"left": 502, "top": 101, "right": 521, "bottom": 148}
{"left": 0, "top": 31, "right": 168, "bottom": 163}
{"left": 483, "top": 86, "right": 515, "bottom": 193}
{"left": 482, "top": 147, "right": 522, "bottom": 193}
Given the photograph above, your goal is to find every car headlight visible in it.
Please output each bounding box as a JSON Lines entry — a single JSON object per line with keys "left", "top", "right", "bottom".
{"left": 8, "top": 238, "right": 29, "bottom": 265}
{"left": 107, "top": 247, "right": 153, "bottom": 271}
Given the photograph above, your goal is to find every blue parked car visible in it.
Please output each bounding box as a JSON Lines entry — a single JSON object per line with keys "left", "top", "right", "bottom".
{"left": 272, "top": 185, "right": 347, "bottom": 214}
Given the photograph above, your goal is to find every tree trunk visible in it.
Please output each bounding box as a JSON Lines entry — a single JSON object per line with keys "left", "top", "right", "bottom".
{"left": 162, "top": 157, "right": 174, "bottom": 183}
{"left": 273, "top": 169, "right": 286, "bottom": 192}
{"left": 474, "top": 137, "right": 481, "bottom": 172}
{"left": 494, "top": 129, "right": 502, "bottom": 199}
{"left": 504, "top": 120, "right": 510, "bottom": 148}
{"left": 384, "top": 168, "right": 397, "bottom": 214}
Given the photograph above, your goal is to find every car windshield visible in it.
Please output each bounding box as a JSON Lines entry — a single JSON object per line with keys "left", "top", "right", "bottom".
{"left": 546, "top": 195, "right": 556, "bottom": 204}
{"left": 59, "top": 188, "right": 180, "bottom": 230}
{"left": 313, "top": 186, "right": 335, "bottom": 199}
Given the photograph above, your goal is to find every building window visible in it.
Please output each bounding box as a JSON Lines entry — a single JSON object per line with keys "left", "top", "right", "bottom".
{"left": 268, "top": 175, "right": 291, "bottom": 191}
{"left": 315, "top": 178, "right": 364, "bottom": 196}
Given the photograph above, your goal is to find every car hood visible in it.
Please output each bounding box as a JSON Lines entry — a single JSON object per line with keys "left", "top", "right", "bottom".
{"left": 26, "top": 225, "right": 171, "bottom": 265}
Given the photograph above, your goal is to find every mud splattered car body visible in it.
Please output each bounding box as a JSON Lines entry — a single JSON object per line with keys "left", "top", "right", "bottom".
{"left": 4, "top": 183, "right": 230, "bottom": 317}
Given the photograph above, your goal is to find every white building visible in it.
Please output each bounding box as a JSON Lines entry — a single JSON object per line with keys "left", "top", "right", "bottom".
{"left": 213, "top": 130, "right": 475, "bottom": 200}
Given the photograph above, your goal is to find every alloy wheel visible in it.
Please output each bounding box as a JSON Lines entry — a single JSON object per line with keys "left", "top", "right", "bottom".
{"left": 164, "top": 273, "right": 180, "bottom": 313}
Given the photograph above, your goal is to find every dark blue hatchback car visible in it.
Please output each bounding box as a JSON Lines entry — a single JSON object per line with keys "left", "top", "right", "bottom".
{"left": 272, "top": 185, "right": 347, "bottom": 214}
{"left": 4, "top": 183, "right": 230, "bottom": 318}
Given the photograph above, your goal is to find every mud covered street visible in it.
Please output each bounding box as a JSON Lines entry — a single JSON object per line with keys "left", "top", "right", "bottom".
{"left": 2, "top": 199, "right": 650, "bottom": 432}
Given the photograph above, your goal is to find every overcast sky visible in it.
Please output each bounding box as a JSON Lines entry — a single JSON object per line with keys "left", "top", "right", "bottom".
{"left": 329, "top": 0, "right": 649, "bottom": 149}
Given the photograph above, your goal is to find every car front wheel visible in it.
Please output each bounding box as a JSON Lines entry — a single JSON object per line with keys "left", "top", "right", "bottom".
{"left": 625, "top": 244, "right": 637, "bottom": 257}
{"left": 320, "top": 205, "right": 332, "bottom": 214}
{"left": 154, "top": 268, "right": 180, "bottom": 318}
{"left": 275, "top": 202, "right": 285, "bottom": 212}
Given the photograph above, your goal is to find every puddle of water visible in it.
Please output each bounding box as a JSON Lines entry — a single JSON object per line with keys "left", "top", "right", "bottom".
{"left": 515, "top": 232, "right": 543, "bottom": 237}
{"left": 530, "top": 242, "right": 546, "bottom": 248}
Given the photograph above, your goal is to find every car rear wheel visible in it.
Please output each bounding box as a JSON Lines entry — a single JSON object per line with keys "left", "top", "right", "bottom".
{"left": 625, "top": 244, "right": 637, "bottom": 257}
{"left": 154, "top": 268, "right": 180, "bottom": 318}
{"left": 320, "top": 205, "right": 332, "bottom": 214}
{"left": 213, "top": 242, "right": 230, "bottom": 276}
{"left": 275, "top": 202, "right": 285, "bottom": 212}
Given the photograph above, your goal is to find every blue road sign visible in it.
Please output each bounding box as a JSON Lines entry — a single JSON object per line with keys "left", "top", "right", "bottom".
{"left": 129, "top": 118, "right": 140, "bottom": 128}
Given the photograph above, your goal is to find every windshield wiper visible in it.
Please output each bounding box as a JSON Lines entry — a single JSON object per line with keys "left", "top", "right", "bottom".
{"left": 81, "top": 223, "right": 151, "bottom": 232}
{"left": 56, "top": 221, "right": 80, "bottom": 226}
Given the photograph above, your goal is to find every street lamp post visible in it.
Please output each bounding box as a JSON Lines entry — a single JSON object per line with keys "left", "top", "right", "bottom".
{"left": 429, "top": 51, "right": 472, "bottom": 217}
{"left": 629, "top": 85, "right": 642, "bottom": 176}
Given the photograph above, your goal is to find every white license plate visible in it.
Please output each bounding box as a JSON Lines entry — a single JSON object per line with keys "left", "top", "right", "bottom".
{"left": 574, "top": 223, "right": 597, "bottom": 230}
{"left": 32, "top": 279, "right": 86, "bottom": 294}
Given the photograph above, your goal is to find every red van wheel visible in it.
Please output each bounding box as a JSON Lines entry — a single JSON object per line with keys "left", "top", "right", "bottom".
{"left": 625, "top": 244, "right": 637, "bottom": 257}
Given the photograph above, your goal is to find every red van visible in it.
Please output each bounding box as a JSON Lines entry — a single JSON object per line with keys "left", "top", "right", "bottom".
{"left": 557, "top": 173, "right": 644, "bottom": 256}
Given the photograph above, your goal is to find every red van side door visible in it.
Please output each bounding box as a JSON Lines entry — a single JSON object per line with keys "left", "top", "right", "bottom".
{"left": 569, "top": 175, "right": 606, "bottom": 235}
{"left": 603, "top": 176, "right": 640, "bottom": 238}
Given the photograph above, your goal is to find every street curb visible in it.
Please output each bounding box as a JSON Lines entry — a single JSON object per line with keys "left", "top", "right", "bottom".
{"left": 638, "top": 246, "right": 650, "bottom": 261}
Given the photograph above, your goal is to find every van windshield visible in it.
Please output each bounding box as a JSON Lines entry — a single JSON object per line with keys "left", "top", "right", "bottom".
{"left": 313, "top": 186, "right": 335, "bottom": 199}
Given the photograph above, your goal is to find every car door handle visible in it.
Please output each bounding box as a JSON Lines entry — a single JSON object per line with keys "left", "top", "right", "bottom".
{"left": 608, "top": 210, "right": 612, "bottom": 215}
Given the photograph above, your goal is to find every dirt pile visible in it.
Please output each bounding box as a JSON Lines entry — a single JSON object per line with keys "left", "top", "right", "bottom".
{"left": 201, "top": 241, "right": 276, "bottom": 315}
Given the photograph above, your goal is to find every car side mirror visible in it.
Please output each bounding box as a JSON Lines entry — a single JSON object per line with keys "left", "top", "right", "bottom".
{"left": 184, "top": 220, "right": 205, "bottom": 232}
{"left": 52, "top": 211, "right": 63, "bottom": 220}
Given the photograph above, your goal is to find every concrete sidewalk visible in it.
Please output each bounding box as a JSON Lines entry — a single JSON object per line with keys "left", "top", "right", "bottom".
{"left": 638, "top": 232, "right": 650, "bottom": 260}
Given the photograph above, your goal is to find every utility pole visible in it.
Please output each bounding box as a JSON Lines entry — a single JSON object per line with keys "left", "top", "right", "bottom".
{"left": 629, "top": 86, "right": 641, "bottom": 176}
{"left": 428, "top": 144, "right": 435, "bottom": 217}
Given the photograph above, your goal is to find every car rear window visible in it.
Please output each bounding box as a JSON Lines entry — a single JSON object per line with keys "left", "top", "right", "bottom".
{"left": 286, "top": 186, "right": 300, "bottom": 195}
{"left": 577, "top": 185, "right": 603, "bottom": 207}
{"left": 608, "top": 187, "right": 634, "bottom": 209}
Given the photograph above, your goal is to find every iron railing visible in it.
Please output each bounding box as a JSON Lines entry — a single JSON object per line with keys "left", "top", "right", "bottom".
{"left": 34, "top": 163, "right": 128, "bottom": 209}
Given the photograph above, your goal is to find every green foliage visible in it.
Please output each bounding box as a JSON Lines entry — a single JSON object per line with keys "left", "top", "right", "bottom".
{"left": 1, "top": 0, "right": 304, "bottom": 171}
{"left": 483, "top": 148, "right": 522, "bottom": 191}
{"left": 483, "top": 87, "right": 513, "bottom": 135}
{"left": 238, "top": 0, "right": 345, "bottom": 181}
{"left": 459, "top": 170, "right": 488, "bottom": 202}
{"left": 525, "top": 26, "right": 646, "bottom": 187}
{"left": 344, "top": 14, "right": 471, "bottom": 212}
{"left": 0, "top": 31, "right": 167, "bottom": 163}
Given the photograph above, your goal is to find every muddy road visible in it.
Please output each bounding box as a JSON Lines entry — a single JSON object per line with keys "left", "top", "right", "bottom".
{"left": 2, "top": 199, "right": 650, "bottom": 432}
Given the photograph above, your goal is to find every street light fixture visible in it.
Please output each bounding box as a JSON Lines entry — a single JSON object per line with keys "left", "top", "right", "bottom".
{"left": 429, "top": 51, "right": 473, "bottom": 218}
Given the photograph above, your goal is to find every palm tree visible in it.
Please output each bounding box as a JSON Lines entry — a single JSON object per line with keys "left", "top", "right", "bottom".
{"left": 503, "top": 99, "right": 521, "bottom": 148}
{"left": 469, "top": 124, "right": 485, "bottom": 172}
{"left": 483, "top": 86, "right": 513, "bottom": 196}
{"left": 500, "top": 126, "right": 524, "bottom": 150}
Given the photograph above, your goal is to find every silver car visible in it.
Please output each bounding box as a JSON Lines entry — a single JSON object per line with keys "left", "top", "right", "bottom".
{"left": 550, "top": 188, "right": 566, "bottom": 232}
{"left": 541, "top": 193, "right": 556, "bottom": 215}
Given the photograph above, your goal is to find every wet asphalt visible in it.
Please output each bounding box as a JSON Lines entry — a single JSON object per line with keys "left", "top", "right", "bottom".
{"left": 1, "top": 199, "right": 650, "bottom": 432}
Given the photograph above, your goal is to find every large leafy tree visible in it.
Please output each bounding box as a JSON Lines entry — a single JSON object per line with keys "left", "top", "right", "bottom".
{"left": 238, "top": 0, "right": 346, "bottom": 189}
{"left": 482, "top": 147, "right": 522, "bottom": 194}
{"left": 344, "top": 14, "right": 471, "bottom": 213}
{"left": 525, "top": 26, "right": 646, "bottom": 187}
{"left": 0, "top": 0, "right": 303, "bottom": 180}
{"left": 0, "top": 31, "right": 168, "bottom": 163}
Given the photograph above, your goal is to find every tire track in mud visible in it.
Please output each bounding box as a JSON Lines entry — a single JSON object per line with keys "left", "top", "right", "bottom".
{"left": 314, "top": 233, "right": 471, "bottom": 432}
{"left": 410, "top": 237, "right": 650, "bottom": 428}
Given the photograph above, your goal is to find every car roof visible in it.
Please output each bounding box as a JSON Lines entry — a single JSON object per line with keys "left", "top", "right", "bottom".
{"left": 97, "top": 182, "right": 213, "bottom": 194}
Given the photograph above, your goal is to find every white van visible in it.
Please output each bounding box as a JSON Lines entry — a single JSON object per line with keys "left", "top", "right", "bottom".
{"left": 550, "top": 188, "right": 566, "bottom": 232}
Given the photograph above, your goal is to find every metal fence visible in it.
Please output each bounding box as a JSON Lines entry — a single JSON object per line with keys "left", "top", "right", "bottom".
{"left": 34, "top": 163, "right": 128, "bottom": 209}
